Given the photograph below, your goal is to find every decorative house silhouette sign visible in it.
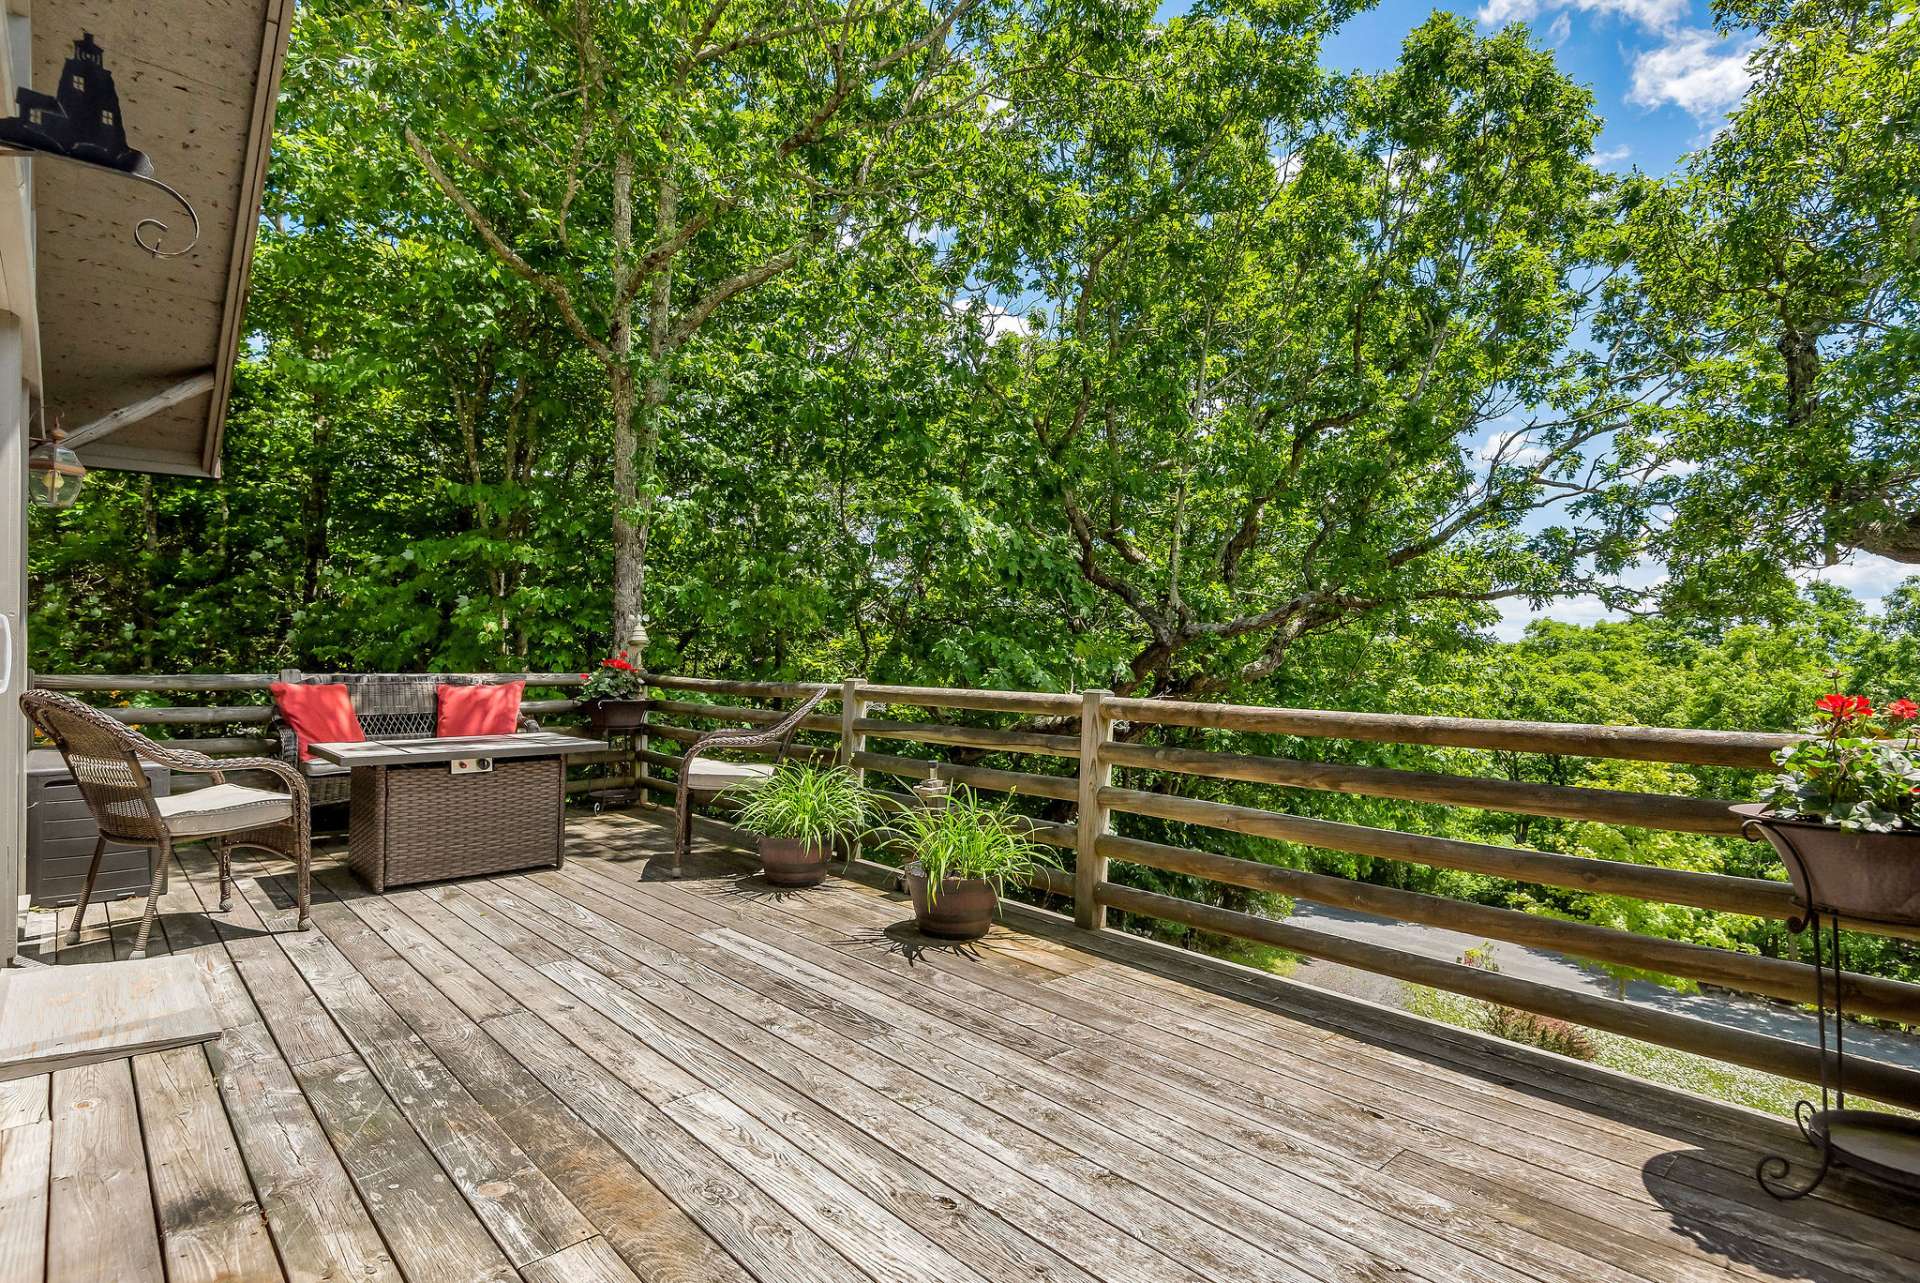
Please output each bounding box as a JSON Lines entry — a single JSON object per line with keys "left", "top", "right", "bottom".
{"left": 0, "top": 31, "right": 198, "bottom": 256}
{"left": 0, "top": 32, "right": 149, "bottom": 174}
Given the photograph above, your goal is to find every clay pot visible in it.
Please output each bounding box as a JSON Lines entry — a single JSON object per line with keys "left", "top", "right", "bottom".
{"left": 904, "top": 861, "right": 998, "bottom": 939}
{"left": 1732, "top": 803, "right": 1920, "bottom": 928}
{"left": 758, "top": 836, "right": 831, "bottom": 888}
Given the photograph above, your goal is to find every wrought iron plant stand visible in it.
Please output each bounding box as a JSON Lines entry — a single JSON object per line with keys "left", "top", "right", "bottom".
{"left": 1737, "top": 806, "right": 1920, "bottom": 1200}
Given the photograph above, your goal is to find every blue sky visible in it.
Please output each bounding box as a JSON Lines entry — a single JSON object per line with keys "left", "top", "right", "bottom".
{"left": 1316, "top": 0, "right": 1759, "bottom": 177}
{"left": 1164, "top": 0, "right": 1760, "bottom": 176}
{"left": 1157, "top": 1, "right": 1911, "bottom": 638}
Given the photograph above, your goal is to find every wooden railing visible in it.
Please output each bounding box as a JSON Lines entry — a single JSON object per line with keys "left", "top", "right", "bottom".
{"left": 25, "top": 670, "right": 622, "bottom": 794}
{"left": 28, "top": 667, "right": 1920, "bottom": 1111}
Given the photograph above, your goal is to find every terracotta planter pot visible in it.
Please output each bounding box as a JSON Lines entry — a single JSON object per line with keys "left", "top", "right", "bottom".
{"left": 1732, "top": 803, "right": 1920, "bottom": 928}
{"left": 904, "top": 861, "right": 998, "bottom": 940}
{"left": 758, "top": 836, "right": 831, "bottom": 888}
{"left": 581, "top": 698, "right": 648, "bottom": 733}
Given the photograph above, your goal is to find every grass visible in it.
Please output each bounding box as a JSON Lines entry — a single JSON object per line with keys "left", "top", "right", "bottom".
{"left": 1402, "top": 984, "right": 1913, "bottom": 1119}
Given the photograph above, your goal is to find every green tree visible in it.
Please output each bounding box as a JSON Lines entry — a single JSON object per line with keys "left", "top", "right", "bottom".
{"left": 951, "top": 9, "right": 1632, "bottom": 698}
{"left": 297, "top": 0, "right": 1047, "bottom": 651}
{"left": 1606, "top": 0, "right": 1920, "bottom": 612}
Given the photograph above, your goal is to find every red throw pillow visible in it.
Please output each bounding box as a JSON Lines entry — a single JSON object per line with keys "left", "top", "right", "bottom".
{"left": 436, "top": 680, "right": 524, "bottom": 737}
{"left": 270, "top": 682, "right": 365, "bottom": 762}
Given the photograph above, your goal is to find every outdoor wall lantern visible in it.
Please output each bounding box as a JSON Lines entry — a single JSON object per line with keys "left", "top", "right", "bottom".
{"left": 27, "top": 429, "right": 85, "bottom": 509}
{"left": 0, "top": 32, "right": 199, "bottom": 258}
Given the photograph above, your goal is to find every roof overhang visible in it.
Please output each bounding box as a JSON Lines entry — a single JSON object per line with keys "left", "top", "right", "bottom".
{"left": 32, "top": 0, "right": 293, "bottom": 478}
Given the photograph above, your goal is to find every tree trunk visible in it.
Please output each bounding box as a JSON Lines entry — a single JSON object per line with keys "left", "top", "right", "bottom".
{"left": 610, "top": 363, "right": 644, "bottom": 649}
{"left": 609, "top": 150, "right": 643, "bottom": 647}
{"left": 615, "top": 170, "right": 678, "bottom": 650}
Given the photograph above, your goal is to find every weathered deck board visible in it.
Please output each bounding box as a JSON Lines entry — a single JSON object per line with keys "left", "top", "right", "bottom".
{"left": 164, "top": 841, "right": 405, "bottom": 1283}
{"left": 47, "top": 1059, "right": 164, "bottom": 1283}
{"left": 2, "top": 809, "right": 1916, "bottom": 1283}
{"left": 574, "top": 867, "right": 1642, "bottom": 1283}
{"left": 0, "top": 1112, "right": 49, "bottom": 1283}
{"left": 493, "top": 873, "right": 1205, "bottom": 1283}
{"left": 652, "top": 850, "right": 1915, "bottom": 1282}
{"left": 549, "top": 861, "right": 1725, "bottom": 1283}
{"left": 133, "top": 1044, "right": 285, "bottom": 1283}
{"left": 302, "top": 871, "right": 757, "bottom": 1283}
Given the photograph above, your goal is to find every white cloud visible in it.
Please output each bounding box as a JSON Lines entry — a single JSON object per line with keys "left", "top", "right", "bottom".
{"left": 953, "top": 295, "right": 1026, "bottom": 343}
{"left": 1476, "top": 428, "right": 1547, "bottom": 468}
{"left": 1627, "top": 29, "right": 1756, "bottom": 118}
{"left": 1477, "top": 0, "right": 1689, "bottom": 33}
{"left": 1591, "top": 143, "right": 1631, "bottom": 168}
{"left": 1492, "top": 594, "right": 1627, "bottom": 641}
{"left": 1546, "top": 11, "right": 1571, "bottom": 45}
{"left": 1799, "top": 552, "right": 1913, "bottom": 612}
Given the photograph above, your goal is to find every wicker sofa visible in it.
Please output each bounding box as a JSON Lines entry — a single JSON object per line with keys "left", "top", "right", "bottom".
{"left": 269, "top": 673, "right": 538, "bottom": 806}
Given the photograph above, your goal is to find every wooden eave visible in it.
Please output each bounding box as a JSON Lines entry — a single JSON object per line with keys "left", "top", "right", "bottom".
{"left": 34, "top": 0, "right": 293, "bottom": 479}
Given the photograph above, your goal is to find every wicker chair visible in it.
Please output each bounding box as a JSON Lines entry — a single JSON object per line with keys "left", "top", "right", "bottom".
{"left": 672, "top": 686, "right": 832, "bottom": 877}
{"left": 20, "top": 690, "right": 311, "bottom": 959}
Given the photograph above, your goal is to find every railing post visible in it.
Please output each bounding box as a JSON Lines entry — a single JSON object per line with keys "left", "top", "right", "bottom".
{"left": 1075, "top": 688, "right": 1114, "bottom": 931}
{"left": 839, "top": 677, "right": 867, "bottom": 861}
{"left": 634, "top": 671, "right": 652, "bottom": 802}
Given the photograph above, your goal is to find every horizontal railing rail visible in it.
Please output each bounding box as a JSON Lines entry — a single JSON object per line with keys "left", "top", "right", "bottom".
{"left": 25, "top": 669, "right": 612, "bottom": 792}
{"left": 33, "top": 666, "right": 1920, "bottom": 1110}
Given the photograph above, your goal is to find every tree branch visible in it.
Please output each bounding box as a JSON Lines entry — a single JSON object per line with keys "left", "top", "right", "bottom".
{"left": 405, "top": 128, "right": 614, "bottom": 366}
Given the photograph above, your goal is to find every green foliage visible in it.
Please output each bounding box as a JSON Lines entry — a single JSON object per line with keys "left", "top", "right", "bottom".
{"left": 1766, "top": 696, "right": 1920, "bottom": 831}
{"left": 1479, "top": 1006, "right": 1599, "bottom": 1062}
{"left": 25, "top": 1, "right": 1920, "bottom": 998}
{"left": 577, "top": 654, "right": 646, "bottom": 703}
{"left": 1602, "top": 0, "right": 1920, "bottom": 608}
{"left": 1405, "top": 985, "right": 1817, "bottom": 1117}
{"left": 727, "top": 764, "right": 870, "bottom": 846}
{"left": 1450, "top": 939, "right": 1598, "bottom": 1060}
{"left": 876, "top": 788, "right": 1062, "bottom": 903}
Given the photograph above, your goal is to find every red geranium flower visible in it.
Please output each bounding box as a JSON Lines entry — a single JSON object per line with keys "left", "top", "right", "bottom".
{"left": 579, "top": 673, "right": 590, "bottom": 681}
{"left": 1852, "top": 696, "right": 1875, "bottom": 717}
{"left": 1817, "top": 693, "right": 1854, "bottom": 717}
{"left": 1891, "top": 699, "right": 1919, "bottom": 720}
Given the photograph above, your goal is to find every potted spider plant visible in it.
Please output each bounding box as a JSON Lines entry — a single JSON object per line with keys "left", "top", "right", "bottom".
{"left": 1733, "top": 693, "right": 1920, "bottom": 927}
{"left": 727, "top": 762, "right": 869, "bottom": 887}
{"left": 575, "top": 652, "right": 647, "bottom": 732}
{"left": 877, "top": 785, "right": 1060, "bottom": 940}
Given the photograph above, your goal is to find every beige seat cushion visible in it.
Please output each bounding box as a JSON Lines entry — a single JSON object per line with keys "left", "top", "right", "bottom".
{"left": 685, "top": 759, "right": 774, "bottom": 794}
{"left": 156, "top": 783, "right": 294, "bottom": 837}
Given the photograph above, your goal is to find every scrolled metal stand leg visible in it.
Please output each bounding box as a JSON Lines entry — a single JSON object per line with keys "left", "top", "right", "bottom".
{"left": 1758, "top": 1098, "right": 1836, "bottom": 1200}
{"left": 1753, "top": 819, "right": 1839, "bottom": 1200}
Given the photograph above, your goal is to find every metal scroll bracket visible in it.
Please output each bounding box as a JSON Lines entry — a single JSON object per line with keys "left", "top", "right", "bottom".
{"left": 1743, "top": 814, "right": 1841, "bottom": 1200}
{"left": 0, "top": 144, "right": 200, "bottom": 258}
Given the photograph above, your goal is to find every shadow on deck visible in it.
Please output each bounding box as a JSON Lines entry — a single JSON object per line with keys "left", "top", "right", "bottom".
{"left": 3, "top": 808, "right": 1916, "bottom": 1283}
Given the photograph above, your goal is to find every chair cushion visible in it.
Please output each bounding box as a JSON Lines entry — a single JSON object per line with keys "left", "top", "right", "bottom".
{"left": 685, "top": 760, "right": 774, "bottom": 794}
{"left": 156, "top": 783, "right": 294, "bottom": 837}
{"left": 437, "top": 680, "right": 525, "bottom": 737}
{"left": 271, "top": 682, "right": 366, "bottom": 762}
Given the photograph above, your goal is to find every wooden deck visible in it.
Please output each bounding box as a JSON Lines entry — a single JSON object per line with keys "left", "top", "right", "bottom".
{"left": 3, "top": 810, "right": 1918, "bottom": 1283}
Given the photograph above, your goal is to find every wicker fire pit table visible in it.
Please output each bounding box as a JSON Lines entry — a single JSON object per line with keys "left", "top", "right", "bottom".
{"left": 309, "top": 732, "right": 608, "bottom": 892}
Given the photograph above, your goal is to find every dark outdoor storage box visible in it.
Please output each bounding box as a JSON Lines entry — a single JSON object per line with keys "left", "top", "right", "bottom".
{"left": 25, "top": 748, "right": 170, "bottom": 906}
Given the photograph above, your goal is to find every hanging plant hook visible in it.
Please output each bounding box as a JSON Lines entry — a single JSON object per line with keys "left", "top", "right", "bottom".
{"left": 126, "top": 168, "right": 200, "bottom": 259}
